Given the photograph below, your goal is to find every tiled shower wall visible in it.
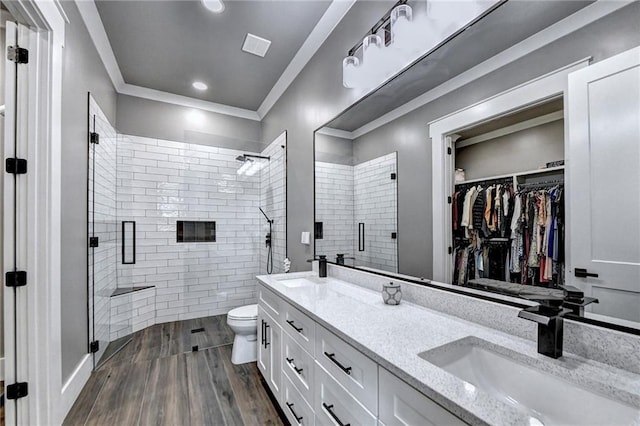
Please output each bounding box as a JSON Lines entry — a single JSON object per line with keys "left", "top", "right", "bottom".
{"left": 116, "top": 135, "right": 262, "bottom": 324}
{"left": 88, "top": 96, "right": 118, "bottom": 357}
{"left": 315, "top": 153, "right": 398, "bottom": 272}
{"left": 315, "top": 162, "right": 355, "bottom": 259}
{"left": 354, "top": 153, "right": 398, "bottom": 272}
{"left": 259, "top": 133, "right": 287, "bottom": 274}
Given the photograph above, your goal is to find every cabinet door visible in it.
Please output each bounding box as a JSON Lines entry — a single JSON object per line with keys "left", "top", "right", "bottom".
{"left": 378, "top": 368, "right": 466, "bottom": 426}
{"left": 267, "top": 314, "right": 283, "bottom": 401}
{"left": 257, "top": 306, "right": 270, "bottom": 378}
{"left": 258, "top": 306, "right": 283, "bottom": 402}
{"left": 567, "top": 46, "right": 640, "bottom": 323}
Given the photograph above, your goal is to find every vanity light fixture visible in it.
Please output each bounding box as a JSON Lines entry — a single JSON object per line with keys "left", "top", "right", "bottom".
{"left": 342, "top": 0, "right": 498, "bottom": 90}
{"left": 202, "top": 0, "right": 225, "bottom": 13}
{"left": 192, "top": 81, "right": 208, "bottom": 91}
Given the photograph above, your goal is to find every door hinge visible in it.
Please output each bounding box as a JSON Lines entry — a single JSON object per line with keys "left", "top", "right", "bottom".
{"left": 7, "top": 46, "right": 28, "bottom": 64}
{"left": 90, "top": 132, "right": 100, "bottom": 145}
{"left": 90, "top": 340, "right": 99, "bottom": 353}
{"left": 6, "top": 271, "right": 27, "bottom": 287}
{"left": 447, "top": 147, "right": 452, "bottom": 155}
{"left": 89, "top": 237, "right": 99, "bottom": 248}
{"left": 447, "top": 196, "right": 452, "bottom": 204}
{"left": 6, "top": 382, "right": 28, "bottom": 400}
{"left": 6, "top": 158, "right": 27, "bottom": 174}
{"left": 448, "top": 246, "right": 453, "bottom": 255}
{"left": 391, "top": 232, "right": 397, "bottom": 239}
{"left": 390, "top": 173, "right": 396, "bottom": 180}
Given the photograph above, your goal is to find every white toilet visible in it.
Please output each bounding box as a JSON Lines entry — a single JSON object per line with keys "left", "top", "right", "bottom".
{"left": 227, "top": 304, "right": 258, "bottom": 364}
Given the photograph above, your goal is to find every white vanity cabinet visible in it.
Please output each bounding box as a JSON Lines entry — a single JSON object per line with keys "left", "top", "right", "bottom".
{"left": 257, "top": 283, "right": 466, "bottom": 426}
{"left": 257, "top": 305, "right": 283, "bottom": 403}
{"left": 378, "top": 368, "right": 466, "bottom": 426}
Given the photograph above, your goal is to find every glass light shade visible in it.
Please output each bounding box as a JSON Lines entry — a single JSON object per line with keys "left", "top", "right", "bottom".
{"left": 391, "top": 5, "right": 413, "bottom": 43}
{"left": 362, "top": 34, "right": 385, "bottom": 88}
{"left": 342, "top": 56, "right": 360, "bottom": 89}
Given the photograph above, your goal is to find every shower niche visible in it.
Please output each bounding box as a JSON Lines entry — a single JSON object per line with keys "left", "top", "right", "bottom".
{"left": 87, "top": 93, "right": 287, "bottom": 367}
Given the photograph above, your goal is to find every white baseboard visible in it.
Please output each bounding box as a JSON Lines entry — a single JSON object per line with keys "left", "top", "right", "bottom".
{"left": 58, "top": 354, "right": 92, "bottom": 423}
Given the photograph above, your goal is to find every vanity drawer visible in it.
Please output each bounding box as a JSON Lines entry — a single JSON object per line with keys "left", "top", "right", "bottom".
{"left": 379, "top": 368, "right": 466, "bottom": 426}
{"left": 259, "top": 284, "right": 283, "bottom": 322}
{"left": 283, "top": 332, "right": 315, "bottom": 405}
{"left": 315, "top": 324, "right": 378, "bottom": 413}
{"left": 283, "top": 303, "right": 316, "bottom": 355}
{"left": 315, "top": 363, "right": 376, "bottom": 426}
{"left": 283, "top": 373, "right": 315, "bottom": 426}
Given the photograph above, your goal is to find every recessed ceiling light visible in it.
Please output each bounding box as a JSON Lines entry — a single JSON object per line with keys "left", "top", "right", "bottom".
{"left": 192, "top": 81, "right": 208, "bottom": 91}
{"left": 202, "top": 0, "right": 225, "bottom": 13}
{"left": 242, "top": 33, "right": 272, "bottom": 58}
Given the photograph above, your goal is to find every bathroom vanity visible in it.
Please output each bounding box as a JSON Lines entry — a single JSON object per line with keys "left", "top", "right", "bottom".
{"left": 256, "top": 266, "right": 640, "bottom": 426}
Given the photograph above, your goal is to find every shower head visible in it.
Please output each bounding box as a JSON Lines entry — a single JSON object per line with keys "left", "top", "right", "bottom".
{"left": 236, "top": 155, "right": 251, "bottom": 162}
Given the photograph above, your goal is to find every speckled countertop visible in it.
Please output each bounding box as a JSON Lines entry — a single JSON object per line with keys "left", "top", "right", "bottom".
{"left": 257, "top": 271, "right": 640, "bottom": 426}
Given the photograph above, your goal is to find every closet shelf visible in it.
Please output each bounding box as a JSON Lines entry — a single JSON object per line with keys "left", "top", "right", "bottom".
{"left": 455, "top": 165, "right": 564, "bottom": 185}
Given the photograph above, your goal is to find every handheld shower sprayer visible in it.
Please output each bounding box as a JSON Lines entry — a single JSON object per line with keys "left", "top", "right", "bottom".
{"left": 259, "top": 207, "right": 274, "bottom": 274}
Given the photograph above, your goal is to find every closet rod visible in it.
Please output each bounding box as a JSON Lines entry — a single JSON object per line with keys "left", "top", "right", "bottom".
{"left": 518, "top": 179, "right": 564, "bottom": 189}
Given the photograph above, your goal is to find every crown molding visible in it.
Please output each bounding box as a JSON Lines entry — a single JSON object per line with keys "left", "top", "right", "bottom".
{"left": 349, "top": 0, "right": 632, "bottom": 140}
{"left": 257, "top": 0, "right": 357, "bottom": 119}
{"left": 75, "top": 0, "right": 125, "bottom": 89}
{"left": 119, "top": 84, "right": 261, "bottom": 121}
{"left": 315, "top": 126, "right": 353, "bottom": 140}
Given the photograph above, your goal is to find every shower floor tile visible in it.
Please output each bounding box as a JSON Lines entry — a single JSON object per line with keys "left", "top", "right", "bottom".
{"left": 64, "top": 315, "right": 282, "bottom": 426}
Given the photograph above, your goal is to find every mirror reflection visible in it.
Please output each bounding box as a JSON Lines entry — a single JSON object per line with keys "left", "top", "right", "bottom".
{"left": 315, "top": 132, "right": 398, "bottom": 273}
{"left": 314, "top": 1, "right": 640, "bottom": 332}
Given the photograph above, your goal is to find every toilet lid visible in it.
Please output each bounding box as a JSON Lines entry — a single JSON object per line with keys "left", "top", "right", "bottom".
{"left": 228, "top": 304, "right": 258, "bottom": 320}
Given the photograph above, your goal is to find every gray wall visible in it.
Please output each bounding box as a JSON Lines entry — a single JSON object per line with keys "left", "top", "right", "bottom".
{"left": 315, "top": 132, "right": 354, "bottom": 165}
{"left": 116, "top": 94, "right": 263, "bottom": 152}
{"left": 261, "top": 2, "right": 396, "bottom": 270}
{"left": 351, "top": 3, "right": 640, "bottom": 279}
{"left": 60, "top": 0, "right": 117, "bottom": 383}
{"left": 456, "top": 120, "right": 564, "bottom": 181}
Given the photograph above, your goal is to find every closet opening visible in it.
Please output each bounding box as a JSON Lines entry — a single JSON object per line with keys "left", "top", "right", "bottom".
{"left": 449, "top": 97, "right": 566, "bottom": 299}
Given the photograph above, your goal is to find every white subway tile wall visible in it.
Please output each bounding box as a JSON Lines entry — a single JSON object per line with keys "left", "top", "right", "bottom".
{"left": 110, "top": 288, "right": 156, "bottom": 340}
{"left": 88, "top": 96, "right": 119, "bottom": 353}
{"left": 353, "top": 153, "right": 398, "bottom": 272}
{"left": 116, "top": 135, "right": 264, "bottom": 324}
{"left": 315, "top": 162, "right": 355, "bottom": 259}
{"left": 315, "top": 153, "right": 398, "bottom": 272}
{"left": 259, "top": 135, "right": 287, "bottom": 273}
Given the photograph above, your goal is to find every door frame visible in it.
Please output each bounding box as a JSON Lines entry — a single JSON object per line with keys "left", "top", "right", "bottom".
{"left": 2, "top": 1, "right": 67, "bottom": 424}
{"left": 427, "top": 58, "right": 590, "bottom": 283}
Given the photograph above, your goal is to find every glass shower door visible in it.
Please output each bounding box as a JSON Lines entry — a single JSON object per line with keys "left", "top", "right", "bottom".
{"left": 88, "top": 94, "right": 118, "bottom": 367}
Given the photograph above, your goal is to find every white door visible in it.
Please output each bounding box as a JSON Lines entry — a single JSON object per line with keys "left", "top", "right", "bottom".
{"left": 567, "top": 46, "right": 640, "bottom": 323}
{"left": 3, "top": 20, "right": 32, "bottom": 425}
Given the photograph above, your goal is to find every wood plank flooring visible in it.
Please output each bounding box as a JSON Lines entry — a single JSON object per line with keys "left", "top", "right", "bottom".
{"left": 64, "top": 315, "right": 284, "bottom": 426}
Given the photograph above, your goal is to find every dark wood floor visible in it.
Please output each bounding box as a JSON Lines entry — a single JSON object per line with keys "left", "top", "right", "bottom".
{"left": 64, "top": 315, "right": 284, "bottom": 426}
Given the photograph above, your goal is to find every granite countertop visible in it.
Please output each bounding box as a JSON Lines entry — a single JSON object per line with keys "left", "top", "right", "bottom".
{"left": 256, "top": 271, "right": 640, "bottom": 426}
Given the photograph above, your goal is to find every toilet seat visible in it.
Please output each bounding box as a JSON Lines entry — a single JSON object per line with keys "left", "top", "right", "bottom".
{"left": 228, "top": 304, "right": 258, "bottom": 321}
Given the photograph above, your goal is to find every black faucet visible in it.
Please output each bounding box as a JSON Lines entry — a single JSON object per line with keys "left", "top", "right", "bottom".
{"left": 518, "top": 285, "right": 599, "bottom": 358}
{"left": 306, "top": 255, "right": 327, "bottom": 277}
{"left": 518, "top": 297, "right": 570, "bottom": 359}
{"left": 335, "top": 254, "right": 355, "bottom": 266}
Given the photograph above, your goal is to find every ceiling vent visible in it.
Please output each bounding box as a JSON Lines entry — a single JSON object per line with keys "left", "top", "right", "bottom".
{"left": 242, "top": 33, "right": 271, "bottom": 58}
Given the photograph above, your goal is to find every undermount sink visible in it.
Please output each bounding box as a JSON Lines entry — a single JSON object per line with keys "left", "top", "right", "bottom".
{"left": 419, "top": 337, "right": 640, "bottom": 426}
{"left": 277, "top": 276, "right": 321, "bottom": 288}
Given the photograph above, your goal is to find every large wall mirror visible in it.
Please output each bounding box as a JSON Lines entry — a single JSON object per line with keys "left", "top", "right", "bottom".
{"left": 314, "top": 0, "right": 640, "bottom": 334}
